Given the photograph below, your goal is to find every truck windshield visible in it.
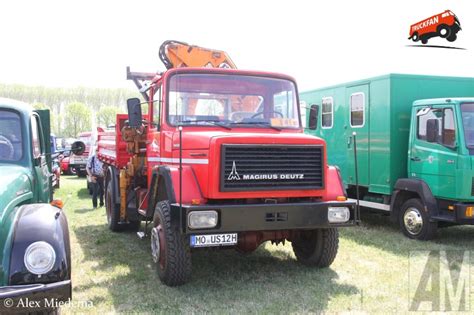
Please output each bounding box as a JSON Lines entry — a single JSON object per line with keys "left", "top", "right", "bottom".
{"left": 167, "top": 73, "right": 300, "bottom": 129}
{"left": 461, "top": 103, "right": 474, "bottom": 148}
{"left": 0, "top": 110, "right": 23, "bottom": 161}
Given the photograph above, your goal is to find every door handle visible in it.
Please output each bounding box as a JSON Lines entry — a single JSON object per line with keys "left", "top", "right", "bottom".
{"left": 410, "top": 157, "right": 421, "bottom": 162}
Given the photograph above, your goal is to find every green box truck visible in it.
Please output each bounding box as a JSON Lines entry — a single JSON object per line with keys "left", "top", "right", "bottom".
{"left": 300, "top": 74, "right": 474, "bottom": 240}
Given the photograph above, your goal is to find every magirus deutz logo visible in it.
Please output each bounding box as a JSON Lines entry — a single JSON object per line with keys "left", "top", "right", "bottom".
{"left": 227, "top": 161, "right": 305, "bottom": 181}
{"left": 408, "top": 10, "right": 461, "bottom": 45}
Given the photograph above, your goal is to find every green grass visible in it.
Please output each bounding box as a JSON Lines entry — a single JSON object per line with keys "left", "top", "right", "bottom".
{"left": 56, "top": 176, "right": 474, "bottom": 313}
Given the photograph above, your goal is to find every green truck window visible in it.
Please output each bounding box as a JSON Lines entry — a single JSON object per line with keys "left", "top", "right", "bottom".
{"left": 461, "top": 103, "right": 474, "bottom": 148}
{"left": 350, "top": 93, "right": 364, "bottom": 127}
{"left": 442, "top": 108, "right": 455, "bottom": 147}
{"left": 321, "top": 97, "right": 333, "bottom": 128}
{"left": 308, "top": 104, "right": 319, "bottom": 130}
{"left": 31, "top": 116, "right": 42, "bottom": 158}
{"left": 417, "top": 108, "right": 455, "bottom": 146}
{"left": 0, "top": 110, "right": 23, "bottom": 161}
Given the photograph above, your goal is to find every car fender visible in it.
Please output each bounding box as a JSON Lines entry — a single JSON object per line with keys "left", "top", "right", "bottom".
{"left": 323, "top": 166, "right": 346, "bottom": 201}
{"left": 390, "top": 178, "right": 438, "bottom": 222}
{"left": 147, "top": 165, "right": 203, "bottom": 222}
{"left": 7, "top": 204, "right": 71, "bottom": 286}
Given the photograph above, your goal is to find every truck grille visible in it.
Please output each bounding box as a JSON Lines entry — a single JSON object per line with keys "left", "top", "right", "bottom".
{"left": 220, "top": 144, "right": 324, "bottom": 191}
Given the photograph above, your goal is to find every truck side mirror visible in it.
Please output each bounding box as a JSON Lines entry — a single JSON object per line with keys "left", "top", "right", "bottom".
{"left": 71, "top": 141, "right": 85, "bottom": 155}
{"left": 308, "top": 104, "right": 319, "bottom": 130}
{"left": 426, "top": 119, "right": 439, "bottom": 143}
{"left": 127, "top": 98, "right": 143, "bottom": 128}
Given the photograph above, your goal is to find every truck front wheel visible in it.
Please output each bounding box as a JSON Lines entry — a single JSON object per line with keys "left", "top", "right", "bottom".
{"left": 399, "top": 198, "right": 437, "bottom": 240}
{"left": 292, "top": 228, "right": 339, "bottom": 267}
{"left": 151, "top": 201, "right": 191, "bottom": 286}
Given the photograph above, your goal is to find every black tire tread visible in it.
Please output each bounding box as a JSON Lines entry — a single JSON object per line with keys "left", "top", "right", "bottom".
{"left": 292, "top": 228, "right": 339, "bottom": 268}
{"left": 153, "top": 201, "right": 191, "bottom": 286}
{"left": 106, "top": 177, "right": 123, "bottom": 232}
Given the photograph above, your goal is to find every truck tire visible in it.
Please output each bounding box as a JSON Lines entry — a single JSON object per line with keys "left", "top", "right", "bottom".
{"left": 68, "top": 166, "right": 76, "bottom": 175}
{"left": 292, "top": 228, "right": 339, "bottom": 267}
{"left": 151, "top": 201, "right": 191, "bottom": 286}
{"left": 399, "top": 198, "right": 437, "bottom": 240}
{"left": 411, "top": 32, "right": 419, "bottom": 42}
{"left": 106, "top": 178, "right": 123, "bottom": 232}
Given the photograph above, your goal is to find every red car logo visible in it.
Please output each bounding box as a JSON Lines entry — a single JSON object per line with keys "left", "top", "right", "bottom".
{"left": 409, "top": 10, "right": 461, "bottom": 44}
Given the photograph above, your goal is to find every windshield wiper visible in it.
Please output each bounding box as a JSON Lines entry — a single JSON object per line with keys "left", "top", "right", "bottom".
{"left": 232, "top": 121, "right": 282, "bottom": 131}
{"left": 177, "top": 120, "right": 232, "bottom": 130}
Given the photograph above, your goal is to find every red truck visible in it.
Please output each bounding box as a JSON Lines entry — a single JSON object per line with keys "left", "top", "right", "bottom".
{"left": 97, "top": 41, "right": 356, "bottom": 286}
{"left": 409, "top": 10, "right": 461, "bottom": 44}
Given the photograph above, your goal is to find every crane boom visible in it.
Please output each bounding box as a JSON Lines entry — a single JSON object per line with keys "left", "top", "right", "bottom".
{"left": 159, "top": 40, "right": 237, "bottom": 69}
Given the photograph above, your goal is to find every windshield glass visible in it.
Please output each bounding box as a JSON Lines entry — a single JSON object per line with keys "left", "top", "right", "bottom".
{"left": 461, "top": 103, "right": 474, "bottom": 147}
{"left": 0, "top": 110, "right": 23, "bottom": 161}
{"left": 167, "top": 73, "right": 300, "bottom": 128}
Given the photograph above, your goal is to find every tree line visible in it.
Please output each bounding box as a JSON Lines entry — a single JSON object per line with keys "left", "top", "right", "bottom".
{"left": 0, "top": 83, "right": 140, "bottom": 138}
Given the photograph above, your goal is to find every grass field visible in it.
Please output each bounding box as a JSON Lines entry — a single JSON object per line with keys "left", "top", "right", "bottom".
{"left": 56, "top": 176, "right": 474, "bottom": 313}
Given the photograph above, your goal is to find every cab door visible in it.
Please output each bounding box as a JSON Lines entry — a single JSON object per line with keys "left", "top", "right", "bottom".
{"left": 31, "top": 114, "right": 51, "bottom": 202}
{"left": 147, "top": 84, "right": 163, "bottom": 181}
{"left": 409, "top": 105, "right": 458, "bottom": 198}
{"left": 346, "top": 84, "right": 370, "bottom": 186}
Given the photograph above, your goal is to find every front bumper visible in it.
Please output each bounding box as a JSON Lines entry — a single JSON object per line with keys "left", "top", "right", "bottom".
{"left": 0, "top": 280, "right": 71, "bottom": 312}
{"left": 172, "top": 200, "right": 357, "bottom": 234}
{"left": 70, "top": 163, "right": 86, "bottom": 170}
{"left": 454, "top": 203, "right": 474, "bottom": 224}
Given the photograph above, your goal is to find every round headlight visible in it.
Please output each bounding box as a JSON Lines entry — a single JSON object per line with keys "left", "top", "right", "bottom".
{"left": 24, "top": 241, "right": 56, "bottom": 275}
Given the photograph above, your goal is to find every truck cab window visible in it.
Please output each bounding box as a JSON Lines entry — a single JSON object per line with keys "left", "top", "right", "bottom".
{"left": 321, "top": 97, "right": 333, "bottom": 128}
{"left": 461, "top": 103, "right": 474, "bottom": 148}
{"left": 442, "top": 108, "right": 455, "bottom": 147}
{"left": 31, "top": 116, "right": 42, "bottom": 158}
{"left": 350, "top": 93, "right": 364, "bottom": 127}
{"left": 417, "top": 108, "right": 456, "bottom": 147}
{"left": 0, "top": 110, "right": 22, "bottom": 161}
{"left": 153, "top": 85, "right": 162, "bottom": 125}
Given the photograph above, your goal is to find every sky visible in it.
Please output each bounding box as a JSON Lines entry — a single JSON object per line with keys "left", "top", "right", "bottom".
{"left": 0, "top": 0, "right": 473, "bottom": 92}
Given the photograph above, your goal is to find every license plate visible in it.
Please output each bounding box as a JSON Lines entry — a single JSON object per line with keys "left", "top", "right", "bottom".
{"left": 190, "top": 233, "right": 238, "bottom": 248}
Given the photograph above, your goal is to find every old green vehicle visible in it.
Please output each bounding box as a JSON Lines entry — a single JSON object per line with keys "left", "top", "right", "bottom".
{"left": 0, "top": 98, "right": 83, "bottom": 313}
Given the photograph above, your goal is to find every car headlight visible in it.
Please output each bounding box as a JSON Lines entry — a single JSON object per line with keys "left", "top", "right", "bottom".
{"left": 24, "top": 241, "right": 56, "bottom": 275}
{"left": 328, "top": 207, "right": 350, "bottom": 223}
{"left": 188, "top": 211, "right": 218, "bottom": 229}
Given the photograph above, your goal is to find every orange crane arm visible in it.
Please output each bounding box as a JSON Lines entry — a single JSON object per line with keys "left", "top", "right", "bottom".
{"left": 159, "top": 40, "right": 236, "bottom": 69}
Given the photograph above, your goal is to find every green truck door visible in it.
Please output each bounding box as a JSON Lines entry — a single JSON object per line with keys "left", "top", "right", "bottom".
{"left": 346, "top": 84, "right": 369, "bottom": 186}
{"left": 409, "top": 105, "right": 457, "bottom": 198}
{"left": 31, "top": 113, "right": 51, "bottom": 202}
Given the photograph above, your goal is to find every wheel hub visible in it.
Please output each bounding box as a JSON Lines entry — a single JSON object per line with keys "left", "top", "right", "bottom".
{"left": 404, "top": 207, "right": 423, "bottom": 235}
{"left": 151, "top": 227, "right": 161, "bottom": 263}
